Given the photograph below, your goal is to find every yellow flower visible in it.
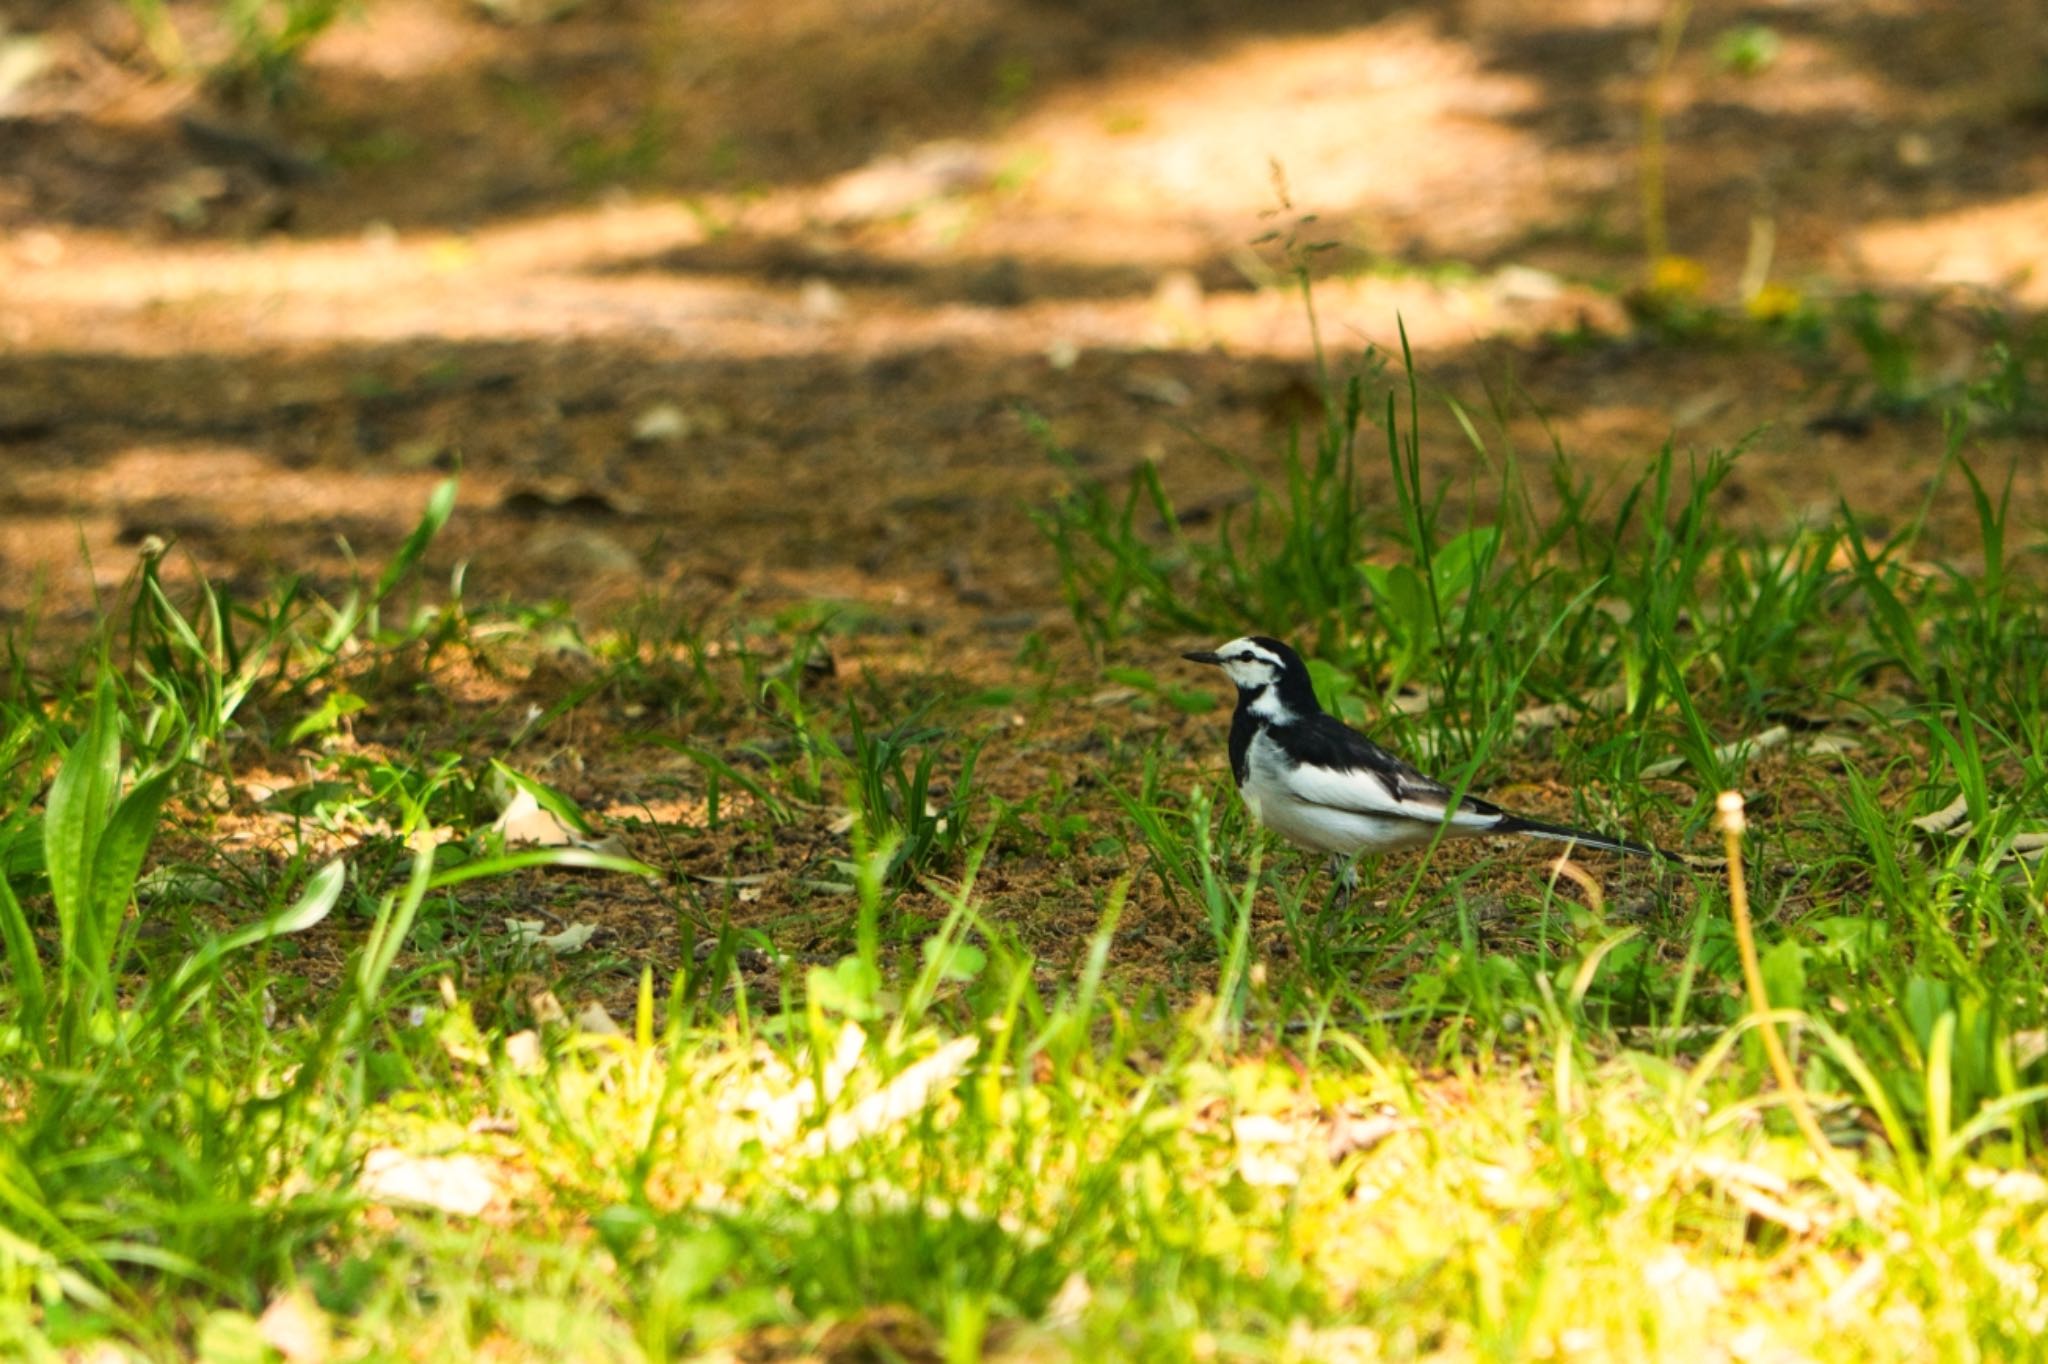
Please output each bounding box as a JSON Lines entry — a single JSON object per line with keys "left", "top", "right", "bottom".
{"left": 1649, "top": 255, "right": 1708, "bottom": 299}
{"left": 1744, "top": 282, "right": 1805, "bottom": 321}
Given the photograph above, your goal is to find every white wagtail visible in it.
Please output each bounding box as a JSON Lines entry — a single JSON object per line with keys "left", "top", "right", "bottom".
{"left": 1183, "top": 635, "right": 1673, "bottom": 871}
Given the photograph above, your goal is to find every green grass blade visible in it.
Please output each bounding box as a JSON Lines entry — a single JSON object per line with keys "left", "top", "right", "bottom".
{"left": 165, "top": 858, "right": 347, "bottom": 1002}
{"left": 0, "top": 862, "right": 47, "bottom": 1033}
{"left": 642, "top": 736, "right": 793, "bottom": 826}
{"left": 372, "top": 476, "right": 458, "bottom": 607}
{"left": 425, "top": 846, "right": 656, "bottom": 891}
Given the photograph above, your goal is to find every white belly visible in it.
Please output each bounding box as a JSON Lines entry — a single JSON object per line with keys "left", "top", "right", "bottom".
{"left": 1240, "top": 731, "right": 1465, "bottom": 855}
{"left": 1251, "top": 783, "right": 1444, "bottom": 854}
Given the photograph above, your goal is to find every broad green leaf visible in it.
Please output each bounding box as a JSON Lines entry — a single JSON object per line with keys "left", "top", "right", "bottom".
{"left": 1904, "top": 975, "right": 1950, "bottom": 1050}
{"left": 920, "top": 937, "right": 987, "bottom": 985}
{"left": 0, "top": 864, "right": 46, "bottom": 1026}
{"left": 44, "top": 683, "right": 121, "bottom": 963}
{"left": 1361, "top": 562, "right": 1430, "bottom": 637}
{"left": 1759, "top": 938, "right": 1807, "bottom": 1011}
{"left": 1305, "top": 658, "right": 1362, "bottom": 716}
{"left": 88, "top": 768, "right": 174, "bottom": 939}
{"left": 1431, "top": 526, "right": 1500, "bottom": 596}
{"left": 808, "top": 957, "right": 882, "bottom": 1020}
{"left": 286, "top": 688, "right": 366, "bottom": 745}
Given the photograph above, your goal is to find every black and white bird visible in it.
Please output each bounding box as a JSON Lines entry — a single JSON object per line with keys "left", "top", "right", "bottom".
{"left": 1183, "top": 635, "right": 1672, "bottom": 868}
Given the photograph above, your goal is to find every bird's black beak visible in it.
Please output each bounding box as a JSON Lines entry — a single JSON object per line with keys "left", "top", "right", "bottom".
{"left": 1182, "top": 650, "right": 1223, "bottom": 665}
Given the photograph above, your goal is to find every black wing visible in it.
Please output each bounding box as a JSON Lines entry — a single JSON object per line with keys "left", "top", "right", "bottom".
{"left": 1280, "top": 712, "right": 1509, "bottom": 820}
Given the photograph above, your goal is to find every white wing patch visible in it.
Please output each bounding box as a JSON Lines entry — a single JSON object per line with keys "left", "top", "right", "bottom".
{"left": 1283, "top": 762, "right": 1501, "bottom": 829}
{"left": 1239, "top": 731, "right": 1505, "bottom": 859}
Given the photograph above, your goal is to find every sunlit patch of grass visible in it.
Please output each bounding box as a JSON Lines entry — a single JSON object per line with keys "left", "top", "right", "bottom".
{"left": 293, "top": 964, "right": 2048, "bottom": 1361}
{"left": 7, "top": 316, "right": 2048, "bottom": 1356}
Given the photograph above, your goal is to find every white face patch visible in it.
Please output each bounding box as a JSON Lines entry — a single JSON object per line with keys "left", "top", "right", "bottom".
{"left": 1209, "top": 636, "right": 1286, "bottom": 692}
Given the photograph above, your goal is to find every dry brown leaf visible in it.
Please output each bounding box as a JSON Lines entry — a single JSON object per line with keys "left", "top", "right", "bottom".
{"left": 492, "top": 788, "right": 581, "bottom": 847}
{"left": 575, "top": 1002, "right": 622, "bottom": 1035}
{"left": 503, "top": 1029, "right": 545, "bottom": 1073}
{"left": 497, "top": 477, "right": 643, "bottom": 517}
{"left": 1545, "top": 854, "right": 1605, "bottom": 913}
{"left": 805, "top": 1036, "right": 979, "bottom": 1155}
{"left": 1326, "top": 1112, "right": 1406, "bottom": 1163}
{"left": 1802, "top": 733, "right": 1861, "bottom": 756}
{"left": 258, "top": 1288, "right": 331, "bottom": 1364}
{"left": 1641, "top": 724, "right": 1790, "bottom": 780}
{"left": 503, "top": 919, "right": 597, "bottom": 953}
{"left": 359, "top": 1148, "right": 498, "bottom": 1217}
{"left": 1688, "top": 1154, "right": 1817, "bottom": 1236}
{"left": 1909, "top": 793, "right": 1972, "bottom": 836}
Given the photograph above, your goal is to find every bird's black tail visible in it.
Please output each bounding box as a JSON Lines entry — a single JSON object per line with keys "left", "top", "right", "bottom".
{"left": 1494, "top": 814, "right": 1682, "bottom": 863}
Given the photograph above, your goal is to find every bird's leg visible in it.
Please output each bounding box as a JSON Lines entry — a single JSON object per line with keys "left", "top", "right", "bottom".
{"left": 1325, "top": 853, "right": 1359, "bottom": 907}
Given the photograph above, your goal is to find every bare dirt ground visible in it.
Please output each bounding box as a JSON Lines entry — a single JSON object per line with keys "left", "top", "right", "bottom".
{"left": 3, "top": 0, "right": 2046, "bottom": 1001}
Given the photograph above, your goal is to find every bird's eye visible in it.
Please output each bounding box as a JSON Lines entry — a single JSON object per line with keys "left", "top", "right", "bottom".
{"left": 1237, "top": 652, "right": 1256, "bottom": 662}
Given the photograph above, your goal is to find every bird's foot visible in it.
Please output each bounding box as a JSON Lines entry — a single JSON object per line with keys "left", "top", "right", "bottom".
{"left": 1325, "top": 854, "right": 1360, "bottom": 907}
